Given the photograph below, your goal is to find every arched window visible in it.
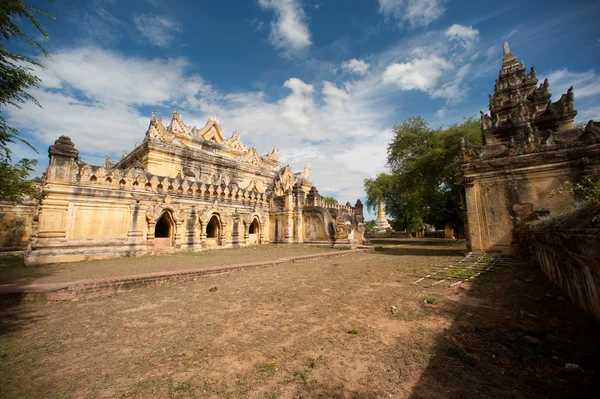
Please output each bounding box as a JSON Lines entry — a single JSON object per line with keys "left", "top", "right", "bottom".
{"left": 206, "top": 215, "right": 220, "bottom": 238}
{"left": 249, "top": 219, "right": 259, "bottom": 234}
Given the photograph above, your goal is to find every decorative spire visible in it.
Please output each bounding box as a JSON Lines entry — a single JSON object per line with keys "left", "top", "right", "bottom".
{"left": 501, "top": 41, "right": 518, "bottom": 69}
{"left": 151, "top": 111, "right": 156, "bottom": 122}
{"left": 377, "top": 200, "right": 385, "bottom": 219}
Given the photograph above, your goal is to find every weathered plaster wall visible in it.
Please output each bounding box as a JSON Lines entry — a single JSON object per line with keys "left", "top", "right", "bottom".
{"left": 0, "top": 201, "right": 35, "bottom": 253}
{"left": 523, "top": 225, "right": 600, "bottom": 321}
{"left": 465, "top": 163, "right": 579, "bottom": 251}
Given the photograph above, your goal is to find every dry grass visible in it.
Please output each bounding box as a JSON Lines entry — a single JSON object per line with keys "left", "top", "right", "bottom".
{"left": 0, "top": 244, "right": 337, "bottom": 285}
{"left": 0, "top": 240, "right": 599, "bottom": 398}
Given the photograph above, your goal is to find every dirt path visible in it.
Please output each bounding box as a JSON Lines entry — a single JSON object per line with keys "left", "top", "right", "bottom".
{"left": 0, "top": 241, "right": 598, "bottom": 398}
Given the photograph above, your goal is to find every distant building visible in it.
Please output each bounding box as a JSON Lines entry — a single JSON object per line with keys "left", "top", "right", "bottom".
{"left": 2, "top": 111, "right": 364, "bottom": 265}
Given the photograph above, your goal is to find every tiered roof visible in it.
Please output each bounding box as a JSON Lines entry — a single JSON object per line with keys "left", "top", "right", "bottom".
{"left": 481, "top": 42, "right": 576, "bottom": 146}
{"left": 136, "top": 110, "right": 280, "bottom": 168}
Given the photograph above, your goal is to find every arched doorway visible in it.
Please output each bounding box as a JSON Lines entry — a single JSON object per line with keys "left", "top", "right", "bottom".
{"left": 205, "top": 215, "right": 221, "bottom": 246}
{"left": 154, "top": 212, "right": 174, "bottom": 249}
{"left": 248, "top": 218, "right": 260, "bottom": 244}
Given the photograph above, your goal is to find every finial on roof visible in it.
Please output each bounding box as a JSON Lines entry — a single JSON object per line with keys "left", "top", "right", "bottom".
{"left": 501, "top": 41, "right": 518, "bottom": 68}
{"left": 151, "top": 111, "right": 156, "bottom": 121}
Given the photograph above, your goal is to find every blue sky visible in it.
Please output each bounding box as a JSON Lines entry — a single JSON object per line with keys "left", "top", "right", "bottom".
{"left": 6, "top": 0, "right": 600, "bottom": 219}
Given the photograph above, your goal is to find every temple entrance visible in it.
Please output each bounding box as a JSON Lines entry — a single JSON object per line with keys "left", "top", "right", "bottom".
{"left": 248, "top": 218, "right": 259, "bottom": 244}
{"left": 205, "top": 215, "right": 221, "bottom": 246}
{"left": 154, "top": 212, "right": 174, "bottom": 249}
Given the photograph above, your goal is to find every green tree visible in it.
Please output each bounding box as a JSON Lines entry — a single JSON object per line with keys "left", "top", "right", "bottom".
{"left": 0, "top": 0, "right": 54, "bottom": 201}
{"left": 365, "top": 116, "right": 482, "bottom": 236}
{"left": 363, "top": 220, "right": 376, "bottom": 230}
{"left": 364, "top": 172, "right": 424, "bottom": 234}
{"left": 322, "top": 196, "right": 336, "bottom": 205}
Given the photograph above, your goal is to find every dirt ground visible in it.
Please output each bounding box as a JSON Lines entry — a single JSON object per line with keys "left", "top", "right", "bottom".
{"left": 1, "top": 240, "right": 599, "bottom": 398}
{"left": 0, "top": 244, "right": 336, "bottom": 285}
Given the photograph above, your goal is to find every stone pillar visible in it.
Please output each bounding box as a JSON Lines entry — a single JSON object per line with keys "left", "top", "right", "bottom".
{"left": 282, "top": 189, "right": 294, "bottom": 243}
{"left": 127, "top": 203, "right": 144, "bottom": 243}
{"left": 46, "top": 136, "right": 80, "bottom": 184}
{"left": 293, "top": 184, "right": 305, "bottom": 243}
{"left": 231, "top": 218, "right": 240, "bottom": 247}
{"left": 199, "top": 219, "right": 207, "bottom": 244}
{"left": 307, "top": 186, "right": 320, "bottom": 207}
{"left": 220, "top": 219, "right": 228, "bottom": 247}
{"left": 463, "top": 178, "right": 486, "bottom": 251}
{"left": 36, "top": 199, "right": 69, "bottom": 241}
{"left": 294, "top": 207, "right": 303, "bottom": 243}
{"left": 147, "top": 220, "right": 156, "bottom": 250}
{"left": 259, "top": 220, "right": 265, "bottom": 244}
{"left": 174, "top": 221, "right": 183, "bottom": 248}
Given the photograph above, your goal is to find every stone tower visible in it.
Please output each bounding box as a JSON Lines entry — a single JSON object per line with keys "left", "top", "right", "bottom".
{"left": 480, "top": 42, "right": 576, "bottom": 147}
{"left": 461, "top": 43, "right": 600, "bottom": 252}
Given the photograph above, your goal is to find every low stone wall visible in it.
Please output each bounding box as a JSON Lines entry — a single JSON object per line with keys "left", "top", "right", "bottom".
{"left": 522, "top": 227, "right": 600, "bottom": 321}
{"left": 0, "top": 201, "right": 35, "bottom": 254}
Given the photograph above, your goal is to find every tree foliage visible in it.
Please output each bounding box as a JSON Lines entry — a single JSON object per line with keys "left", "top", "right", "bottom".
{"left": 364, "top": 116, "right": 482, "bottom": 234}
{"left": 0, "top": 0, "right": 53, "bottom": 201}
{"left": 322, "top": 196, "right": 336, "bottom": 205}
{"left": 363, "top": 220, "right": 376, "bottom": 231}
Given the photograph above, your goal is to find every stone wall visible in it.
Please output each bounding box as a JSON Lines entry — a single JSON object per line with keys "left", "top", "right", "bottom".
{"left": 520, "top": 204, "right": 600, "bottom": 321}
{"left": 0, "top": 201, "right": 36, "bottom": 255}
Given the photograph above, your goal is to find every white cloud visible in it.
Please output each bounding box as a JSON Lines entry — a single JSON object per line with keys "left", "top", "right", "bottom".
{"left": 542, "top": 69, "right": 600, "bottom": 124}
{"left": 258, "top": 0, "right": 312, "bottom": 55}
{"left": 5, "top": 47, "right": 212, "bottom": 155}
{"left": 341, "top": 59, "right": 370, "bottom": 76}
{"left": 281, "top": 78, "right": 314, "bottom": 125}
{"left": 430, "top": 63, "right": 471, "bottom": 104}
{"left": 322, "top": 81, "right": 350, "bottom": 111}
{"left": 10, "top": 89, "right": 145, "bottom": 155}
{"left": 378, "top": 0, "right": 445, "bottom": 28}
{"left": 133, "top": 13, "right": 181, "bottom": 47}
{"left": 578, "top": 106, "right": 600, "bottom": 121}
{"left": 31, "top": 47, "right": 211, "bottom": 106}
{"left": 383, "top": 55, "right": 453, "bottom": 91}
{"left": 544, "top": 69, "right": 600, "bottom": 100}
{"left": 445, "top": 24, "right": 479, "bottom": 48}
{"left": 435, "top": 106, "right": 448, "bottom": 119}
{"left": 502, "top": 28, "right": 519, "bottom": 40}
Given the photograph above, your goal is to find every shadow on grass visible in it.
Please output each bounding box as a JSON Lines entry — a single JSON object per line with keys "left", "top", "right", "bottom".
{"left": 0, "top": 255, "right": 59, "bottom": 285}
{"left": 0, "top": 256, "right": 58, "bottom": 339}
{"left": 368, "top": 238, "right": 463, "bottom": 247}
{"left": 407, "top": 256, "right": 600, "bottom": 398}
{"left": 370, "top": 239, "right": 467, "bottom": 257}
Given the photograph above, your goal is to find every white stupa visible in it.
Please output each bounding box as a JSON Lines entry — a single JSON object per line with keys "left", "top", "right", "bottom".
{"left": 375, "top": 200, "right": 391, "bottom": 232}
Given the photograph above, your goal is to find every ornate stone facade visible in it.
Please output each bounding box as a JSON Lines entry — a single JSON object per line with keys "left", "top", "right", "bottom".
{"left": 462, "top": 43, "right": 600, "bottom": 252}
{"left": 19, "top": 111, "right": 365, "bottom": 265}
